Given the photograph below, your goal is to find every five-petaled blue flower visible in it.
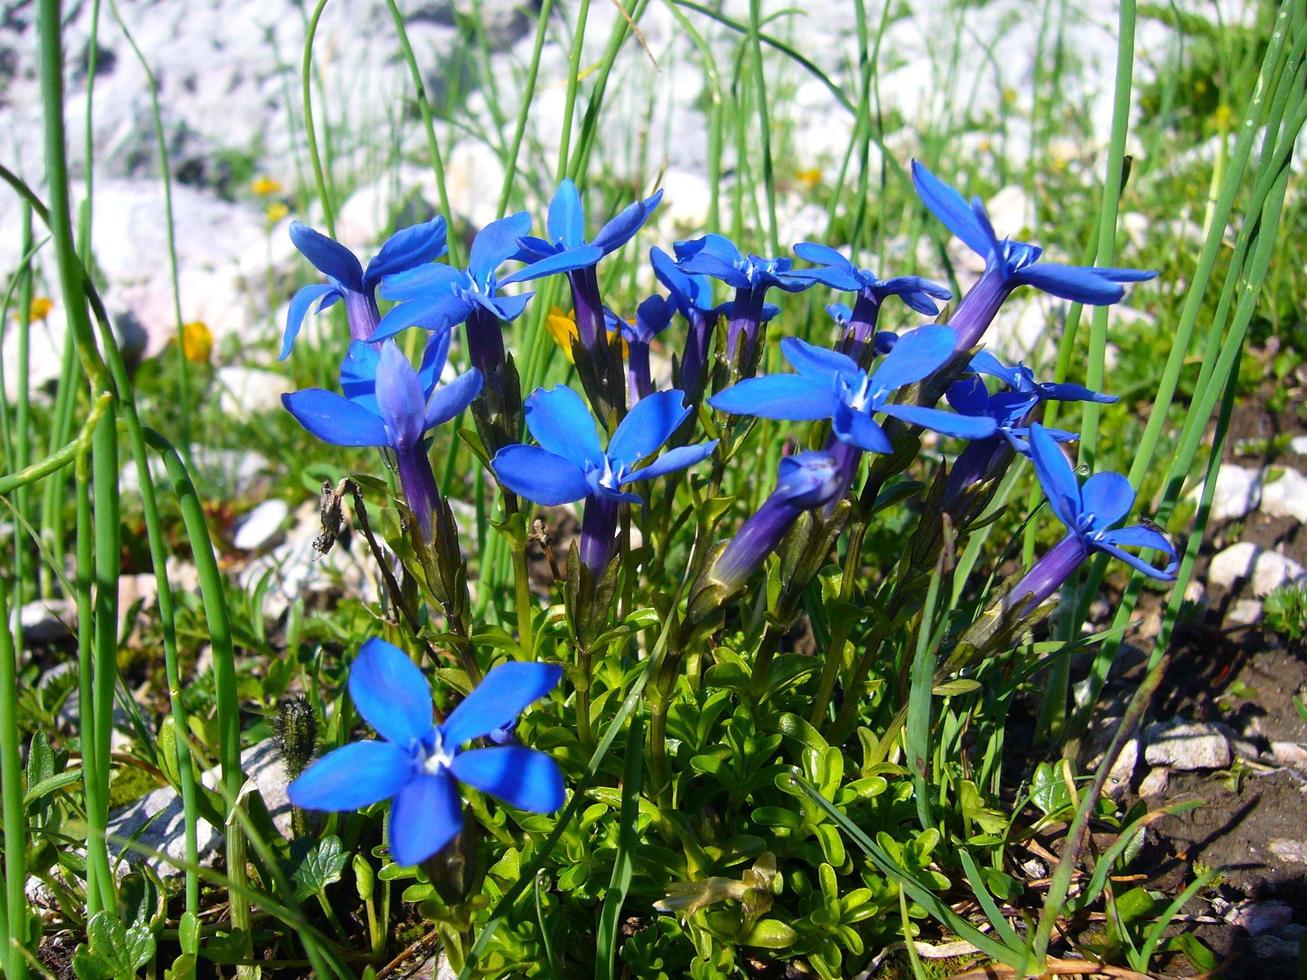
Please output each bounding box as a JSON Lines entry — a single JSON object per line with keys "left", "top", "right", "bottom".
{"left": 605, "top": 295, "right": 675, "bottom": 402}
{"left": 1008, "top": 424, "right": 1178, "bottom": 614}
{"left": 491, "top": 386, "right": 716, "bottom": 570}
{"left": 369, "top": 212, "right": 534, "bottom": 379}
{"left": 282, "top": 334, "right": 482, "bottom": 541}
{"left": 281, "top": 217, "right": 448, "bottom": 359}
{"left": 674, "top": 234, "right": 814, "bottom": 369}
{"left": 793, "top": 243, "right": 950, "bottom": 315}
{"left": 510, "top": 179, "right": 663, "bottom": 351}
{"left": 710, "top": 326, "right": 998, "bottom": 453}
{"left": 911, "top": 161, "right": 1155, "bottom": 352}
{"left": 289, "top": 638, "right": 565, "bottom": 867}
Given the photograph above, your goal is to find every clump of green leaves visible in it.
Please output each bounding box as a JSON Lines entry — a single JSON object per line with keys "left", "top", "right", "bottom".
{"left": 1263, "top": 581, "right": 1307, "bottom": 641}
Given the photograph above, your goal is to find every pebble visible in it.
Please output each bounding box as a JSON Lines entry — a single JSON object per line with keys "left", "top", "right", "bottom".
{"left": 1137, "top": 767, "right": 1169, "bottom": 798}
{"left": 1291, "top": 436, "right": 1307, "bottom": 456}
{"left": 1270, "top": 741, "right": 1307, "bottom": 770}
{"left": 1143, "top": 721, "right": 1232, "bottom": 771}
{"left": 1267, "top": 839, "right": 1307, "bottom": 865}
{"left": 19, "top": 599, "right": 76, "bottom": 644}
{"left": 1208, "top": 542, "right": 1306, "bottom": 596}
{"left": 1226, "top": 598, "right": 1264, "bottom": 626}
{"left": 1260, "top": 467, "right": 1307, "bottom": 523}
{"left": 106, "top": 738, "right": 293, "bottom": 877}
{"left": 1104, "top": 738, "right": 1139, "bottom": 800}
{"left": 1228, "top": 901, "right": 1294, "bottom": 936}
{"left": 216, "top": 366, "right": 294, "bottom": 419}
{"left": 232, "top": 499, "right": 290, "bottom": 551}
{"left": 1188, "top": 464, "right": 1261, "bottom": 523}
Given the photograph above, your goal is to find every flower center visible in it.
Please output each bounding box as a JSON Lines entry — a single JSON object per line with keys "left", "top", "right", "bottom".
{"left": 420, "top": 729, "right": 456, "bottom": 775}
{"left": 843, "top": 372, "right": 880, "bottom": 414}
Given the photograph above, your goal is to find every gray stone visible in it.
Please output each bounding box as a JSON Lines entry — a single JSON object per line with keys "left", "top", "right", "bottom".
{"left": 232, "top": 499, "right": 290, "bottom": 551}
{"left": 106, "top": 739, "right": 293, "bottom": 877}
{"left": 1208, "top": 542, "right": 1306, "bottom": 597}
{"left": 1260, "top": 467, "right": 1307, "bottom": 523}
{"left": 1226, "top": 598, "right": 1263, "bottom": 627}
{"left": 1228, "top": 901, "right": 1294, "bottom": 936}
{"left": 1144, "top": 721, "right": 1232, "bottom": 771}
{"left": 1267, "top": 839, "right": 1307, "bottom": 865}
{"left": 1137, "top": 767, "right": 1169, "bottom": 798}
{"left": 216, "top": 366, "right": 293, "bottom": 419}
{"left": 19, "top": 599, "right": 76, "bottom": 643}
{"left": 1270, "top": 741, "right": 1307, "bottom": 770}
{"left": 1291, "top": 436, "right": 1307, "bottom": 456}
{"left": 1103, "top": 738, "right": 1139, "bottom": 800}
{"left": 1188, "top": 464, "right": 1261, "bottom": 523}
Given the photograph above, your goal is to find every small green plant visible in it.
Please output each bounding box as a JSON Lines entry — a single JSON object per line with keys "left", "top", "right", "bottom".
{"left": 1264, "top": 581, "right": 1307, "bottom": 641}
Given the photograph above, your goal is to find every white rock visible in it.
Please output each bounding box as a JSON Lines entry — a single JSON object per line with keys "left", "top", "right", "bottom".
{"left": 233, "top": 499, "right": 290, "bottom": 551}
{"left": 106, "top": 739, "right": 293, "bottom": 877}
{"left": 1269, "top": 839, "right": 1307, "bottom": 865}
{"left": 19, "top": 599, "right": 76, "bottom": 644}
{"left": 1226, "top": 599, "right": 1263, "bottom": 626}
{"left": 1270, "top": 742, "right": 1307, "bottom": 769}
{"left": 1260, "top": 468, "right": 1307, "bottom": 523}
{"left": 123, "top": 447, "right": 270, "bottom": 499}
{"left": 1137, "top": 767, "right": 1169, "bottom": 798}
{"left": 1188, "top": 464, "right": 1262, "bottom": 522}
{"left": 1291, "top": 436, "right": 1307, "bottom": 456}
{"left": 1104, "top": 738, "right": 1138, "bottom": 800}
{"left": 1144, "top": 721, "right": 1232, "bottom": 771}
{"left": 1208, "top": 542, "right": 1306, "bottom": 596}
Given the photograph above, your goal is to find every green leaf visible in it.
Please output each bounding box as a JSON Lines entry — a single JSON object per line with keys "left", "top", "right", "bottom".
{"left": 741, "top": 919, "right": 797, "bottom": 949}
{"left": 353, "top": 853, "right": 375, "bottom": 902}
{"left": 24, "top": 768, "right": 83, "bottom": 806}
{"left": 932, "top": 678, "right": 982, "bottom": 696}
{"left": 74, "top": 911, "right": 156, "bottom": 980}
{"left": 178, "top": 911, "right": 199, "bottom": 956}
{"left": 291, "top": 835, "right": 349, "bottom": 900}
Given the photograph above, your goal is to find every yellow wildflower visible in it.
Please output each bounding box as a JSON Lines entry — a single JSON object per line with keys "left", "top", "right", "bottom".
{"left": 29, "top": 297, "right": 54, "bottom": 321}
{"left": 795, "top": 168, "right": 822, "bottom": 190}
{"left": 545, "top": 307, "right": 628, "bottom": 363}
{"left": 265, "top": 201, "right": 290, "bottom": 224}
{"left": 180, "top": 320, "right": 214, "bottom": 364}
{"left": 250, "top": 176, "right": 283, "bottom": 197}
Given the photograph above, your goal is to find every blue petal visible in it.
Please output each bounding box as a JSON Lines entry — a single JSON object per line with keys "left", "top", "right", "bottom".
{"left": 389, "top": 772, "right": 463, "bottom": 866}
{"left": 500, "top": 244, "right": 604, "bottom": 285}
{"left": 1015, "top": 264, "right": 1126, "bottom": 305}
{"left": 591, "top": 189, "right": 663, "bottom": 255}
{"left": 1080, "top": 471, "right": 1135, "bottom": 529}
{"left": 375, "top": 341, "right": 427, "bottom": 449}
{"left": 869, "top": 324, "right": 955, "bottom": 394}
{"left": 1039, "top": 381, "right": 1117, "bottom": 404}
{"left": 441, "top": 661, "right": 564, "bottom": 748}
{"left": 417, "top": 329, "right": 451, "bottom": 393}
{"left": 946, "top": 377, "right": 991, "bottom": 417}
{"left": 879, "top": 403, "right": 999, "bottom": 440}
{"left": 793, "top": 241, "right": 856, "bottom": 273}
{"left": 674, "top": 234, "right": 750, "bottom": 288}
{"left": 425, "top": 369, "right": 483, "bottom": 429}
{"left": 968, "top": 350, "right": 1019, "bottom": 386}
{"left": 525, "top": 385, "right": 602, "bottom": 467}
{"left": 364, "top": 216, "right": 448, "bottom": 288}
{"left": 910, "top": 162, "right": 995, "bottom": 258}
{"left": 608, "top": 389, "right": 691, "bottom": 465}
{"left": 651, "top": 246, "right": 712, "bottom": 315}
{"left": 340, "top": 340, "right": 381, "bottom": 407}
{"left": 1091, "top": 267, "right": 1157, "bottom": 283}
{"left": 513, "top": 235, "right": 559, "bottom": 263}
{"left": 1028, "top": 424, "right": 1081, "bottom": 529}
{"left": 623, "top": 440, "right": 718, "bottom": 484}
{"left": 486, "top": 290, "right": 533, "bottom": 321}
{"left": 469, "top": 212, "right": 532, "bottom": 286}
{"left": 372, "top": 291, "right": 471, "bottom": 343}
{"left": 290, "top": 221, "right": 364, "bottom": 291}
{"left": 379, "top": 263, "right": 462, "bottom": 301}
{"left": 709, "top": 375, "right": 837, "bottom": 420}
{"left": 283, "top": 389, "right": 389, "bottom": 447}
{"left": 780, "top": 337, "right": 858, "bottom": 379}
{"left": 1096, "top": 524, "right": 1177, "bottom": 578}
{"left": 634, "top": 294, "right": 675, "bottom": 341}
{"left": 288, "top": 741, "right": 414, "bottom": 811}
{"left": 547, "top": 179, "right": 585, "bottom": 248}
{"left": 450, "top": 747, "right": 565, "bottom": 812}
{"left": 832, "top": 404, "right": 892, "bottom": 454}
{"left": 491, "top": 445, "right": 590, "bottom": 505}
{"left": 348, "top": 637, "right": 434, "bottom": 746}
{"left": 281, "top": 283, "right": 339, "bottom": 360}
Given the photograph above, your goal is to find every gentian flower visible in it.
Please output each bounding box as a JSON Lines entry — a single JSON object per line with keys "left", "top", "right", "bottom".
{"left": 289, "top": 638, "right": 564, "bottom": 866}
{"left": 791, "top": 243, "right": 950, "bottom": 365}
{"left": 651, "top": 246, "right": 717, "bottom": 399}
{"left": 509, "top": 179, "right": 663, "bottom": 353}
{"left": 941, "top": 354, "right": 1117, "bottom": 510}
{"left": 703, "top": 451, "right": 845, "bottom": 596}
{"left": 491, "top": 386, "right": 716, "bottom": 571}
{"left": 911, "top": 161, "right": 1155, "bottom": 352}
{"left": 710, "top": 326, "right": 998, "bottom": 507}
{"left": 282, "top": 335, "right": 482, "bottom": 541}
{"left": 674, "top": 234, "right": 814, "bottom": 374}
{"left": 608, "top": 295, "right": 674, "bottom": 403}
{"left": 1007, "top": 424, "right": 1177, "bottom": 615}
{"left": 371, "top": 212, "right": 534, "bottom": 380}
{"left": 280, "top": 217, "right": 447, "bottom": 359}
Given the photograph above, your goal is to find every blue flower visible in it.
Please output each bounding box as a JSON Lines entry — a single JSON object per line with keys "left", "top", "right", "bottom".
{"left": 966, "top": 350, "right": 1118, "bottom": 415}
{"left": 282, "top": 335, "right": 482, "bottom": 540}
{"left": 706, "top": 451, "right": 846, "bottom": 595}
{"left": 710, "top": 326, "right": 998, "bottom": 454}
{"left": 674, "top": 234, "right": 815, "bottom": 371}
{"left": 911, "top": 161, "right": 1155, "bottom": 351}
{"left": 280, "top": 217, "right": 447, "bottom": 359}
{"left": 1008, "top": 424, "right": 1177, "bottom": 614}
{"left": 289, "top": 638, "right": 564, "bottom": 867}
{"left": 605, "top": 295, "right": 675, "bottom": 402}
{"left": 491, "top": 386, "right": 716, "bottom": 570}
{"left": 826, "top": 303, "right": 898, "bottom": 358}
{"left": 793, "top": 242, "right": 950, "bottom": 314}
{"left": 370, "top": 212, "right": 534, "bottom": 379}
{"left": 508, "top": 179, "right": 663, "bottom": 351}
